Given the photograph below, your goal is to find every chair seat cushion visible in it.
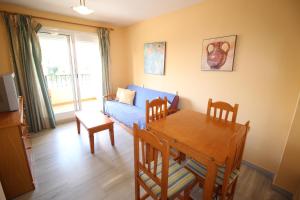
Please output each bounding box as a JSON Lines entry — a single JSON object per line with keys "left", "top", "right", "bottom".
{"left": 139, "top": 158, "right": 196, "bottom": 198}
{"left": 185, "top": 159, "right": 239, "bottom": 186}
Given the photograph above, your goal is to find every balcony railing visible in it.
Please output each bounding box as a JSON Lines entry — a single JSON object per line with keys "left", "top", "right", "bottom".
{"left": 45, "top": 74, "right": 91, "bottom": 88}
{"left": 45, "top": 74, "right": 97, "bottom": 106}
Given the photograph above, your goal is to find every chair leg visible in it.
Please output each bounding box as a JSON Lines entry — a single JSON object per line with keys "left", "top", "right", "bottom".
{"left": 183, "top": 188, "right": 191, "bottom": 200}
{"left": 140, "top": 194, "right": 150, "bottom": 200}
{"left": 135, "top": 181, "right": 140, "bottom": 200}
{"left": 220, "top": 190, "right": 227, "bottom": 200}
{"left": 183, "top": 192, "right": 191, "bottom": 199}
{"left": 228, "top": 178, "right": 238, "bottom": 200}
{"left": 219, "top": 181, "right": 237, "bottom": 200}
{"left": 183, "top": 180, "right": 198, "bottom": 200}
{"left": 213, "top": 185, "right": 221, "bottom": 200}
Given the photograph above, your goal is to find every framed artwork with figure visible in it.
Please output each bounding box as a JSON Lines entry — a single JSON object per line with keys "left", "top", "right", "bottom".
{"left": 201, "top": 35, "right": 237, "bottom": 71}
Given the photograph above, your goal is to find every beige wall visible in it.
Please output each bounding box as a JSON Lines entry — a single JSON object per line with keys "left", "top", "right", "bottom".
{"left": 0, "top": 3, "right": 130, "bottom": 90}
{"left": 275, "top": 93, "right": 300, "bottom": 194}
{"left": 125, "top": 0, "right": 300, "bottom": 175}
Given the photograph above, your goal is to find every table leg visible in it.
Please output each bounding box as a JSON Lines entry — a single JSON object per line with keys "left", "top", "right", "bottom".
{"left": 89, "top": 133, "right": 95, "bottom": 154}
{"left": 109, "top": 125, "right": 115, "bottom": 146}
{"left": 203, "top": 161, "right": 217, "bottom": 200}
{"left": 76, "top": 117, "right": 80, "bottom": 135}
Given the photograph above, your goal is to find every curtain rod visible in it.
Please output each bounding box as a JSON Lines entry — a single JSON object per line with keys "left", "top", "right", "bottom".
{"left": 0, "top": 10, "right": 114, "bottom": 31}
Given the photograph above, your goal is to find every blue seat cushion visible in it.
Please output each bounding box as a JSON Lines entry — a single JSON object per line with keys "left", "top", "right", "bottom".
{"left": 185, "top": 159, "right": 239, "bottom": 186}
{"left": 105, "top": 100, "right": 145, "bottom": 128}
{"left": 139, "top": 158, "right": 196, "bottom": 198}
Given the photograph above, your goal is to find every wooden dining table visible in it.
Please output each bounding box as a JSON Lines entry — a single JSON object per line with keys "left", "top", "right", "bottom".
{"left": 147, "top": 110, "right": 246, "bottom": 200}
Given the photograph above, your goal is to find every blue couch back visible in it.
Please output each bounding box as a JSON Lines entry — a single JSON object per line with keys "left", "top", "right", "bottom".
{"left": 127, "top": 85, "right": 176, "bottom": 110}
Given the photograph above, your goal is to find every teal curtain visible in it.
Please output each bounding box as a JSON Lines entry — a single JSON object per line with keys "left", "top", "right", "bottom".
{"left": 97, "top": 28, "right": 111, "bottom": 97}
{"left": 1, "top": 12, "right": 56, "bottom": 133}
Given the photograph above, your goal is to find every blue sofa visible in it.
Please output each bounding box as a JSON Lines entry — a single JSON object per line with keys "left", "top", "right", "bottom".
{"left": 104, "top": 85, "right": 179, "bottom": 128}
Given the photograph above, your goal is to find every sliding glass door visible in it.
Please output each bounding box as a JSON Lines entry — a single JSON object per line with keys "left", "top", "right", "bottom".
{"left": 39, "top": 30, "right": 103, "bottom": 121}
{"left": 39, "top": 33, "right": 77, "bottom": 114}
{"left": 74, "top": 33, "right": 103, "bottom": 111}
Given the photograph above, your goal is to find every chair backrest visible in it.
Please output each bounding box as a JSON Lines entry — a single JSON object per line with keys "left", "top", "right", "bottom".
{"left": 222, "top": 121, "right": 250, "bottom": 192}
{"left": 206, "top": 98, "right": 239, "bottom": 123}
{"left": 146, "top": 97, "right": 168, "bottom": 125}
{"left": 133, "top": 124, "right": 169, "bottom": 199}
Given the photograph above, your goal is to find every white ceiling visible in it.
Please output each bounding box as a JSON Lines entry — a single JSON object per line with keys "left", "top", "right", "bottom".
{"left": 0, "top": 0, "right": 203, "bottom": 26}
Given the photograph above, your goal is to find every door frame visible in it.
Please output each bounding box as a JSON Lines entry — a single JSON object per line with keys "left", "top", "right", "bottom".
{"left": 38, "top": 28, "right": 86, "bottom": 122}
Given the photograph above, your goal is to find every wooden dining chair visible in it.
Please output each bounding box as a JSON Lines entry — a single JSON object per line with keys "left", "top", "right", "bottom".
{"left": 185, "top": 121, "right": 250, "bottom": 200}
{"left": 207, "top": 98, "right": 239, "bottom": 123}
{"left": 146, "top": 97, "right": 183, "bottom": 162}
{"left": 145, "top": 97, "right": 168, "bottom": 125}
{"left": 133, "top": 124, "right": 196, "bottom": 200}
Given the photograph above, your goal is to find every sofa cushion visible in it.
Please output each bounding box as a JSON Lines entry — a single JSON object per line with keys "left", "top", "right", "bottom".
{"left": 127, "top": 85, "right": 176, "bottom": 110}
{"left": 116, "top": 88, "right": 136, "bottom": 105}
{"left": 105, "top": 100, "right": 146, "bottom": 128}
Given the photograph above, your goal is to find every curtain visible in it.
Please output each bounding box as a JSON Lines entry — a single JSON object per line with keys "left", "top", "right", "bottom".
{"left": 97, "top": 28, "right": 111, "bottom": 98}
{"left": 1, "top": 12, "right": 56, "bottom": 133}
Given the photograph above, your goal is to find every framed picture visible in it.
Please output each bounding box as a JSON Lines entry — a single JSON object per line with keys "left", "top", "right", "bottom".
{"left": 201, "top": 35, "right": 237, "bottom": 71}
{"left": 144, "top": 42, "right": 166, "bottom": 75}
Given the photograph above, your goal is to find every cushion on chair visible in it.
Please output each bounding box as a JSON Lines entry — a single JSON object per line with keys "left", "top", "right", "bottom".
{"left": 185, "top": 159, "right": 239, "bottom": 186}
{"left": 139, "top": 158, "right": 196, "bottom": 198}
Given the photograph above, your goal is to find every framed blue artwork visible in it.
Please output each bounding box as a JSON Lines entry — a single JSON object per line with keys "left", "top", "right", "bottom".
{"left": 144, "top": 42, "right": 166, "bottom": 75}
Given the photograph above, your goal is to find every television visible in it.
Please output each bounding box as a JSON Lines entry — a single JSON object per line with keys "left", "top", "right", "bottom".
{"left": 0, "top": 73, "right": 19, "bottom": 112}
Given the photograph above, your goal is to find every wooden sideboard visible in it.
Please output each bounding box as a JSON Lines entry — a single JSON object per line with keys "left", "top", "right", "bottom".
{"left": 0, "top": 97, "right": 35, "bottom": 199}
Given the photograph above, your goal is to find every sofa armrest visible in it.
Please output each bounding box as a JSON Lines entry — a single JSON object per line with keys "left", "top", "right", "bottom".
{"left": 103, "top": 93, "right": 116, "bottom": 101}
{"left": 168, "top": 108, "right": 179, "bottom": 115}
{"left": 169, "top": 95, "right": 179, "bottom": 114}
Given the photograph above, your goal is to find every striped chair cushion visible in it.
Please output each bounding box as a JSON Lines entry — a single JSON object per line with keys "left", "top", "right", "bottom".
{"left": 185, "top": 159, "right": 239, "bottom": 186}
{"left": 139, "top": 158, "right": 196, "bottom": 198}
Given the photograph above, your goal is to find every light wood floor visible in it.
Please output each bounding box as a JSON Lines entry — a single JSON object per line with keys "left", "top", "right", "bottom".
{"left": 15, "top": 122, "right": 288, "bottom": 200}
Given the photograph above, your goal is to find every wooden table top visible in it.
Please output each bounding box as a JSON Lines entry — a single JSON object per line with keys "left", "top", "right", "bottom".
{"left": 147, "top": 110, "right": 246, "bottom": 164}
{"left": 75, "top": 111, "right": 113, "bottom": 130}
